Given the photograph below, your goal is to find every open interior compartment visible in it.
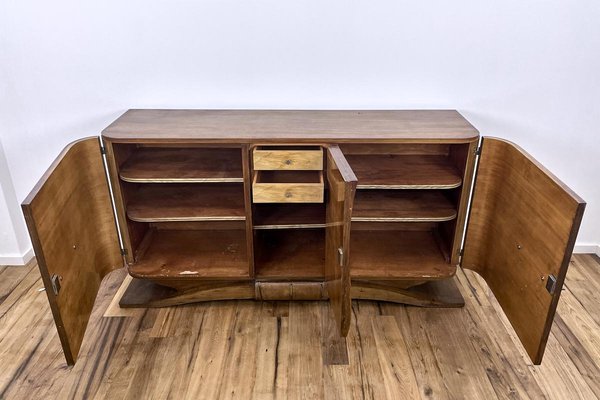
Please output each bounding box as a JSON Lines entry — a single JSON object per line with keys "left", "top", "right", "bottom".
{"left": 119, "top": 146, "right": 243, "bottom": 183}
{"left": 110, "top": 143, "right": 251, "bottom": 280}
{"left": 349, "top": 222, "right": 455, "bottom": 280}
{"left": 125, "top": 183, "right": 246, "bottom": 222}
{"left": 128, "top": 221, "right": 249, "bottom": 280}
{"left": 108, "top": 141, "right": 472, "bottom": 283}
{"left": 352, "top": 189, "right": 457, "bottom": 222}
{"left": 340, "top": 143, "right": 463, "bottom": 189}
{"left": 340, "top": 143, "right": 472, "bottom": 279}
{"left": 255, "top": 170, "right": 323, "bottom": 183}
{"left": 254, "top": 228, "right": 325, "bottom": 280}
{"left": 253, "top": 203, "right": 325, "bottom": 229}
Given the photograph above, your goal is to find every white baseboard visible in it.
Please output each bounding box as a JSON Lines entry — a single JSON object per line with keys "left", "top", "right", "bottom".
{"left": 573, "top": 243, "right": 600, "bottom": 257}
{"left": 0, "top": 247, "right": 34, "bottom": 266}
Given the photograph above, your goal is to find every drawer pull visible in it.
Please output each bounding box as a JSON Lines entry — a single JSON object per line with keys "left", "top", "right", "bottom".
{"left": 285, "top": 159, "right": 292, "bottom": 165}
{"left": 285, "top": 191, "right": 293, "bottom": 198}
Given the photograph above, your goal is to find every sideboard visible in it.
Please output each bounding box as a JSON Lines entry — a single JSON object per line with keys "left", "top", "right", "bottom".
{"left": 21, "top": 110, "right": 585, "bottom": 366}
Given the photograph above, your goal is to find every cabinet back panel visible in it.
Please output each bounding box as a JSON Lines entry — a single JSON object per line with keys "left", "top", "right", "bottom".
{"left": 339, "top": 143, "right": 450, "bottom": 155}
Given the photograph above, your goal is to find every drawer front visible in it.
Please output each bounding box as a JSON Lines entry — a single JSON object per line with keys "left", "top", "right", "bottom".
{"left": 253, "top": 149, "right": 323, "bottom": 170}
{"left": 253, "top": 183, "right": 323, "bottom": 203}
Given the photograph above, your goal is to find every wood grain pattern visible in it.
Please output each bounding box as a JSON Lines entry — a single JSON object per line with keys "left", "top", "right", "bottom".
{"left": 102, "top": 109, "right": 480, "bottom": 142}
{"left": 22, "top": 137, "right": 123, "bottom": 365}
{"left": 320, "top": 302, "right": 349, "bottom": 366}
{"left": 119, "top": 147, "right": 244, "bottom": 182}
{"left": 346, "top": 154, "right": 463, "bottom": 189}
{"left": 325, "top": 146, "right": 357, "bottom": 336}
{"left": 350, "top": 230, "right": 456, "bottom": 280}
{"left": 462, "top": 138, "right": 585, "bottom": 365}
{"left": 352, "top": 190, "right": 457, "bottom": 222}
{"left": 128, "top": 229, "right": 249, "bottom": 280}
{"left": 2, "top": 254, "right": 599, "bottom": 399}
{"left": 126, "top": 183, "right": 246, "bottom": 222}
{"left": 252, "top": 170, "right": 324, "bottom": 203}
{"left": 253, "top": 147, "right": 323, "bottom": 170}
{"left": 21, "top": 137, "right": 123, "bottom": 366}
{"left": 371, "top": 315, "right": 421, "bottom": 398}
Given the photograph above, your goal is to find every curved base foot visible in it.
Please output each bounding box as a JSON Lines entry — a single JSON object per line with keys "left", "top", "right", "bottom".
{"left": 119, "top": 279, "right": 254, "bottom": 308}
{"left": 351, "top": 279, "right": 464, "bottom": 307}
{"left": 119, "top": 276, "right": 464, "bottom": 308}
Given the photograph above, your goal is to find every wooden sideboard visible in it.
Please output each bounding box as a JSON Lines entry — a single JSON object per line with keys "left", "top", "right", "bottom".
{"left": 21, "top": 110, "right": 585, "bottom": 366}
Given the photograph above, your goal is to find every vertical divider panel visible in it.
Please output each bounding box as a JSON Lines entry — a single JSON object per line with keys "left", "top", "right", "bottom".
{"left": 242, "top": 144, "right": 255, "bottom": 278}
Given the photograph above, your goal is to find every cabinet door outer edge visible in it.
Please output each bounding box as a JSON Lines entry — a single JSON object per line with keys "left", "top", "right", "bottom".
{"left": 462, "top": 137, "right": 585, "bottom": 364}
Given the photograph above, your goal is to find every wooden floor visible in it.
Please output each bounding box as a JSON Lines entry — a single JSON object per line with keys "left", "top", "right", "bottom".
{"left": 1, "top": 255, "right": 599, "bottom": 399}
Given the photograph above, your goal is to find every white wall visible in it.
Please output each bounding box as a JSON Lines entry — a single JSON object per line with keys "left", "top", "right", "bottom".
{"left": 1, "top": 0, "right": 599, "bottom": 263}
{"left": 0, "top": 139, "right": 32, "bottom": 264}
{"left": 0, "top": 182, "right": 25, "bottom": 263}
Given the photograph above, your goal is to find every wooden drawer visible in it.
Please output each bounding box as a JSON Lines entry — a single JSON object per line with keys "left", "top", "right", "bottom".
{"left": 253, "top": 146, "right": 323, "bottom": 170}
{"left": 252, "top": 170, "right": 324, "bottom": 203}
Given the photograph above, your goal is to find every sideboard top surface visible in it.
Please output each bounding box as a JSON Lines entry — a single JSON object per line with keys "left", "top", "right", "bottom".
{"left": 102, "top": 109, "right": 480, "bottom": 142}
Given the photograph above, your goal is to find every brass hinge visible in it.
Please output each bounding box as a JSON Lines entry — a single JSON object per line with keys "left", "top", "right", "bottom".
{"left": 545, "top": 274, "right": 558, "bottom": 295}
{"left": 100, "top": 145, "right": 106, "bottom": 155}
{"left": 50, "top": 274, "right": 61, "bottom": 296}
{"left": 121, "top": 248, "right": 128, "bottom": 256}
{"left": 474, "top": 146, "right": 482, "bottom": 156}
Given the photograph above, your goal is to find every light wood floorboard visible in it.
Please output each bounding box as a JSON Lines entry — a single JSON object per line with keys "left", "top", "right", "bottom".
{"left": 1, "top": 255, "right": 599, "bottom": 399}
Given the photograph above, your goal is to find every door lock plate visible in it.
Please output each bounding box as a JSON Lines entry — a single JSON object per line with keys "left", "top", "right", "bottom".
{"left": 50, "top": 274, "right": 61, "bottom": 296}
{"left": 545, "top": 274, "right": 557, "bottom": 295}
{"left": 337, "top": 247, "right": 344, "bottom": 267}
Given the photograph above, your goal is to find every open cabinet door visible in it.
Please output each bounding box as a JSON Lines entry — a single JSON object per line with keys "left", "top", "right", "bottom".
{"left": 325, "top": 146, "right": 357, "bottom": 336}
{"left": 462, "top": 138, "right": 585, "bottom": 364}
{"left": 22, "top": 137, "right": 123, "bottom": 365}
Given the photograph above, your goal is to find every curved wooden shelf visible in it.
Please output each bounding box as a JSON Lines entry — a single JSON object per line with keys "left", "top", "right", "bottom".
{"left": 352, "top": 190, "right": 457, "bottom": 222}
{"left": 346, "top": 154, "right": 462, "bottom": 189}
{"left": 349, "top": 230, "right": 456, "bottom": 280}
{"left": 120, "top": 148, "right": 243, "bottom": 183}
{"left": 253, "top": 204, "right": 325, "bottom": 229}
{"left": 127, "top": 184, "right": 245, "bottom": 222}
